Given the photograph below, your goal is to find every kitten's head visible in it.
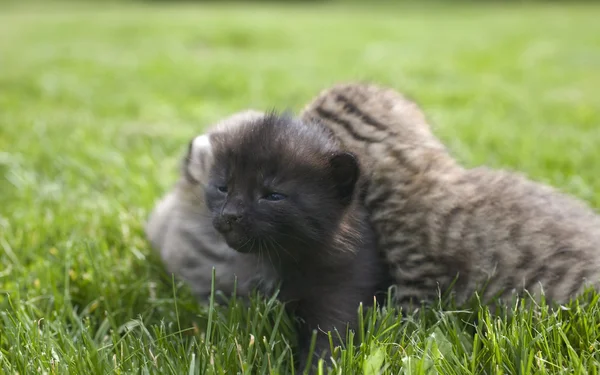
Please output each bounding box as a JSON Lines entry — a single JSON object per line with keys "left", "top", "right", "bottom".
{"left": 204, "top": 112, "right": 360, "bottom": 260}
{"left": 183, "top": 110, "right": 266, "bottom": 187}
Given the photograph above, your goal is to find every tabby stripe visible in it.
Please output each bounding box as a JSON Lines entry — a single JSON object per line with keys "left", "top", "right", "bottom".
{"left": 385, "top": 248, "right": 420, "bottom": 265}
{"left": 566, "top": 268, "right": 589, "bottom": 299}
{"left": 550, "top": 247, "right": 574, "bottom": 261}
{"left": 334, "top": 94, "right": 389, "bottom": 132}
{"left": 539, "top": 247, "right": 577, "bottom": 298}
{"left": 544, "top": 264, "right": 572, "bottom": 299}
{"left": 438, "top": 206, "right": 463, "bottom": 252}
{"left": 401, "top": 270, "right": 452, "bottom": 284}
{"left": 508, "top": 221, "right": 522, "bottom": 251}
{"left": 445, "top": 198, "right": 482, "bottom": 259}
{"left": 364, "top": 185, "right": 393, "bottom": 211}
{"left": 410, "top": 176, "right": 436, "bottom": 198}
{"left": 386, "top": 237, "right": 419, "bottom": 250}
{"left": 387, "top": 148, "right": 419, "bottom": 174}
{"left": 399, "top": 278, "right": 437, "bottom": 290}
{"left": 461, "top": 198, "right": 487, "bottom": 254}
{"left": 523, "top": 264, "right": 548, "bottom": 292}
{"left": 314, "top": 107, "right": 381, "bottom": 144}
{"left": 419, "top": 231, "right": 431, "bottom": 257}
{"left": 393, "top": 258, "right": 447, "bottom": 279}
{"left": 468, "top": 202, "right": 490, "bottom": 256}
{"left": 516, "top": 246, "right": 534, "bottom": 270}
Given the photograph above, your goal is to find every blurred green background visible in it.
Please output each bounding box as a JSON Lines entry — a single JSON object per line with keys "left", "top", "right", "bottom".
{"left": 1, "top": 0, "right": 600, "bottom": 373}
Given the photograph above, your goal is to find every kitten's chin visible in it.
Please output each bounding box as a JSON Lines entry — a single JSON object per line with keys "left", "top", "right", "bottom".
{"left": 221, "top": 232, "right": 254, "bottom": 253}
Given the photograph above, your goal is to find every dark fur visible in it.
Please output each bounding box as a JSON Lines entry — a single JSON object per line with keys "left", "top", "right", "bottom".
{"left": 204, "top": 113, "right": 390, "bottom": 369}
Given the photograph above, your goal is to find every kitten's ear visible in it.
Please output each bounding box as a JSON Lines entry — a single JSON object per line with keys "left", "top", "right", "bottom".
{"left": 182, "top": 134, "right": 214, "bottom": 185}
{"left": 329, "top": 152, "right": 360, "bottom": 206}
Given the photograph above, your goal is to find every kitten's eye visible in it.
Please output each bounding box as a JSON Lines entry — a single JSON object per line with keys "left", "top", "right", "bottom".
{"left": 264, "top": 192, "right": 287, "bottom": 201}
{"left": 217, "top": 185, "right": 228, "bottom": 193}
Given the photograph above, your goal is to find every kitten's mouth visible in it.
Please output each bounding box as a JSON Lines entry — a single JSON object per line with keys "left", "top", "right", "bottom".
{"left": 221, "top": 231, "right": 254, "bottom": 253}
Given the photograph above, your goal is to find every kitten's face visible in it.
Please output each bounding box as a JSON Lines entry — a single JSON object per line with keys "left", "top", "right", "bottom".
{"left": 204, "top": 114, "right": 359, "bottom": 259}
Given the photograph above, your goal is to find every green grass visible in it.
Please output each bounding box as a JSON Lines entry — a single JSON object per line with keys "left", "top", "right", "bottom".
{"left": 2, "top": 1, "right": 600, "bottom": 374}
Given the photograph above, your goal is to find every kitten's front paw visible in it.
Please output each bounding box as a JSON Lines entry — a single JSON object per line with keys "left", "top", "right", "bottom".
{"left": 297, "top": 352, "right": 323, "bottom": 375}
{"left": 297, "top": 338, "right": 333, "bottom": 375}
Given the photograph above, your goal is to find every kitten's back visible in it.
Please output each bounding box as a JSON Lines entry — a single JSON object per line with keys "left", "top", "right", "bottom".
{"left": 301, "top": 81, "right": 600, "bottom": 310}
{"left": 302, "top": 82, "right": 447, "bottom": 151}
{"left": 454, "top": 167, "right": 600, "bottom": 303}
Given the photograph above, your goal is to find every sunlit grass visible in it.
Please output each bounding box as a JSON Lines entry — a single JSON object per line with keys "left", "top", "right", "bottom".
{"left": 1, "top": 1, "right": 600, "bottom": 373}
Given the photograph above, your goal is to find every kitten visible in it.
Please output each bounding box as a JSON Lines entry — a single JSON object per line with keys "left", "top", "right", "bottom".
{"left": 301, "top": 82, "right": 600, "bottom": 311}
{"left": 145, "top": 110, "right": 278, "bottom": 301}
{"left": 204, "top": 112, "right": 389, "bottom": 369}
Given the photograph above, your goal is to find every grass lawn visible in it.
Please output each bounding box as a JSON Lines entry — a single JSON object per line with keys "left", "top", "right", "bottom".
{"left": 2, "top": 1, "right": 600, "bottom": 373}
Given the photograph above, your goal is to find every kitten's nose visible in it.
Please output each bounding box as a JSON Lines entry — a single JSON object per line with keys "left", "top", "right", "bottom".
{"left": 223, "top": 212, "right": 242, "bottom": 224}
{"left": 215, "top": 208, "right": 242, "bottom": 233}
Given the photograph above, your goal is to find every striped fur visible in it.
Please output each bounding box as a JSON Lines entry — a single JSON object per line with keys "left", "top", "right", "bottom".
{"left": 301, "top": 82, "right": 600, "bottom": 311}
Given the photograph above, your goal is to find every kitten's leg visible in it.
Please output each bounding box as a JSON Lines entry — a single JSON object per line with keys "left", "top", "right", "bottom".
{"left": 294, "top": 289, "right": 370, "bottom": 374}
{"left": 296, "top": 319, "right": 339, "bottom": 375}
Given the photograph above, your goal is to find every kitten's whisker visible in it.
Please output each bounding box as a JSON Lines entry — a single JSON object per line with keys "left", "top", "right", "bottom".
{"left": 262, "top": 238, "right": 276, "bottom": 269}
{"left": 238, "top": 237, "right": 253, "bottom": 252}
{"left": 265, "top": 237, "right": 283, "bottom": 266}
{"left": 255, "top": 239, "right": 263, "bottom": 267}
{"left": 269, "top": 236, "right": 298, "bottom": 264}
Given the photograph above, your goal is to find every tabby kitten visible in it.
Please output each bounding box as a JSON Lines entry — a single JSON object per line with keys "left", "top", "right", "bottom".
{"left": 204, "top": 112, "right": 389, "bottom": 369}
{"left": 145, "top": 110, "right": 278, "bottom": 301}
{"left": 301, "top": 82, "right": 600, "bottom": 311}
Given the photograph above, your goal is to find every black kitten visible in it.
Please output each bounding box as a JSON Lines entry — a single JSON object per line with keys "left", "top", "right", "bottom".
{"left": 204, "top": 112, "right": 390, "bottom": 370}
